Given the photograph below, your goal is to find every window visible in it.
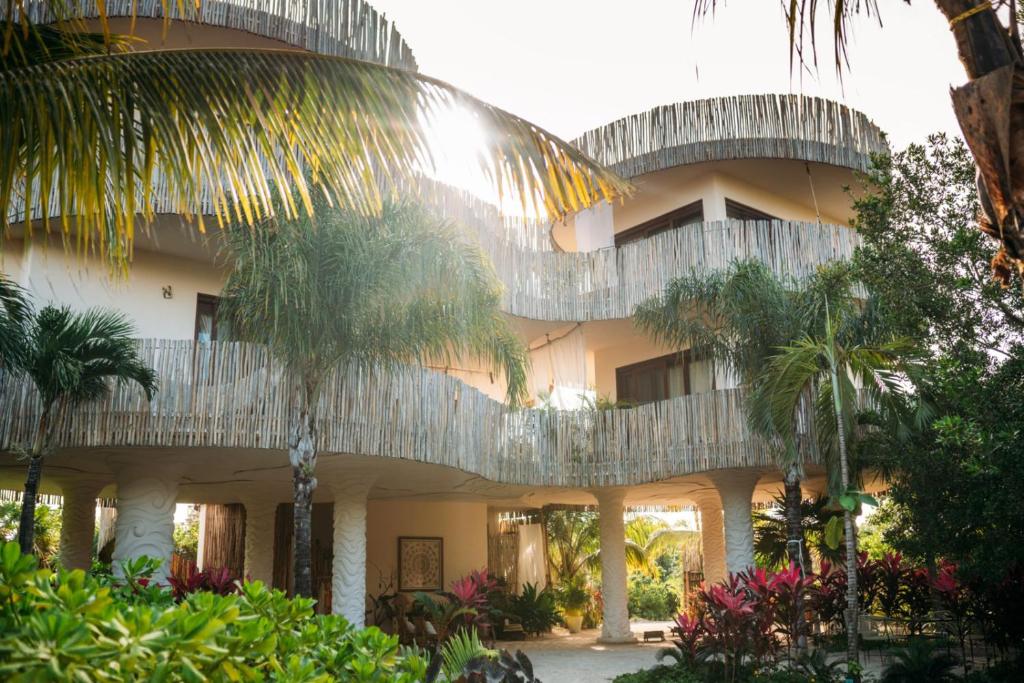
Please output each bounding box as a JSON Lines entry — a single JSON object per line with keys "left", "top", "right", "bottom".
{"left": 725, "top": 198, "right": 780, "bottom": 222}
{"left": 194, "top": 294, "right": 229, "bottom": 342}
{"left": 614, "top": 200, "right": 703, "bottom": 246}
{"left": 615, "top": 353, "right": 689, "bottom": 404}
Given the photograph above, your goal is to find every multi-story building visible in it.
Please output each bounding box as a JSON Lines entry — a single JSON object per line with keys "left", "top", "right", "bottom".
{"left": 0, "top": 0, "right": 885, "bottom": 643}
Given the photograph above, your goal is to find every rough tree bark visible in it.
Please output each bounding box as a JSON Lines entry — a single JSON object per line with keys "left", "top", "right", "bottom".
{"left": 288, "top": 380, "right": 319, "bottom": 598}
{"left": 829, "top": 357, "right": 859, "bottom": 671}
{"left": 783, "top": 464, "right": 807, "bottom": 655}
{"left": 934, "top": 1, "right": 1024, "bottom": 284}
{"left": 17, "top": 403, "right": 52, "bottom": 555}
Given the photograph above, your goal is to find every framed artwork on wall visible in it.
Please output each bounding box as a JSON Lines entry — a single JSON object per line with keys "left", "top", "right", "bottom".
{"left": 398, "top": 536, "right": 444, "bottom": 592}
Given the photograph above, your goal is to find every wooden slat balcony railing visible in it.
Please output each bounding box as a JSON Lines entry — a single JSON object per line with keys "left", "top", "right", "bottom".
{"left": 0, "top": 340, "right": 822, "bottom": 488}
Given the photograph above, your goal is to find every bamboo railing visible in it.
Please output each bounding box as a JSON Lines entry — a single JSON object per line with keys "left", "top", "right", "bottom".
{"left": 572, "top": 94, "right": 887, "bottom": 176}
{"left": 20, "top": 0, "right": 417, "bottom": 70}
{"left": 0, "top": 340, "right": 820, "bottom": 488}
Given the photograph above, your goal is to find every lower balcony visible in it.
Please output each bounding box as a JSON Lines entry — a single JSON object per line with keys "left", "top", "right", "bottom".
{"left": 0, "top": 339, "right": 820, "bottom": 488}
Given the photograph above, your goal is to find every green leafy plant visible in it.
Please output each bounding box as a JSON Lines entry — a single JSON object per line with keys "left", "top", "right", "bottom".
{"left": 505, "top": 583, "right": 559, "bottom": 636}
{"left": 881, "top": 638, "right": 959, "bottom": 683}
{"left": 0, "top": 541, "right": 427, "bottom": 681}
{"left": 440, "top": 628, "right": 495, "bottom": 681}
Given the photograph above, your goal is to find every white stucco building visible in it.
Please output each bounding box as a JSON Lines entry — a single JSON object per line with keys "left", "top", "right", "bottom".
{"left": 0, "top": 0, "right": 886, "bottom": 644}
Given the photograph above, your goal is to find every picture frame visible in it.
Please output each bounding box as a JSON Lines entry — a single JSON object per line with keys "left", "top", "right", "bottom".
{"left": 397, "top": 536, "right": 444, "bottom": 592}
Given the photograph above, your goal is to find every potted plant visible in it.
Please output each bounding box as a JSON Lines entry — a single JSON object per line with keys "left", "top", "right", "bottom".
{"left": 557, "top": 578, "right": 590, "bottom": 633}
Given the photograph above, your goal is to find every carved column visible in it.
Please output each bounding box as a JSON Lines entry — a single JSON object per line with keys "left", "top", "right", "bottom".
{"left": 593, "top": 488, "right": 635, "bottom": 643}
{"left": 58, "top": 480, "right": 104, "bottom": 571}
{"left": 112, "top": 463, "right": 181, "bottom": 584}
{"left": 693, "top": 491, "right": 727, "bottom": 585}
{"left": 709, "top": 470, "right": 762, "bottom": 576}
{"left": 331, "top": 476, "right": 376, "bottom": 626}
{"left": 242, "top": 497, "right": 278, "bottom": 585}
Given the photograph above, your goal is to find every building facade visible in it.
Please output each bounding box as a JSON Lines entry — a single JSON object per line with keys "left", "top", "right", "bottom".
{"left": 0, "top": 0, "right": 886, "bottom": 643}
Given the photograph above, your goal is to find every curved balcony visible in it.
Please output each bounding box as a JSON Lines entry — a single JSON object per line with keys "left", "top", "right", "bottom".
{"left": 0, "top": 340, "right": 821, "bottom": 488}
{"left": 23, "top": 0, "right": 417, "bottom": 70}
{"left": 572, "top": 94, "right": 887, "bottom": 177}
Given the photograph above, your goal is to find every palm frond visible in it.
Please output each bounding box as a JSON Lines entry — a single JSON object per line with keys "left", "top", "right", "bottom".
{"left": 692, "top": 0, "right": 888, "bottom": 75}
{"left": 2, "top": 47, "right": 631, "bottom": 269}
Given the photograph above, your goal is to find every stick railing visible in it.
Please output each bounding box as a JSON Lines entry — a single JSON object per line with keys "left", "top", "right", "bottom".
{"left": 572, "top": 94, "right": 887, "bottom": 176}
{"left": 0, "top": 340, "right": 821, "bottom": 487}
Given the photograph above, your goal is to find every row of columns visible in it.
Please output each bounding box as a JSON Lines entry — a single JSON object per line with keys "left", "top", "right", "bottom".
{"left": 56, "top": 466, "right": 763, "bottom": 640}
{"left": 55, "top": 468, "right": 375, "bottom": 627}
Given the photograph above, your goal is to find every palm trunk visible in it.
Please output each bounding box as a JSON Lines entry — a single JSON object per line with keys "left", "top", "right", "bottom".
{"left": 783, "top": 464, "right": 807, "bottom": 655}
{"left": 288, "top": 383, "right": 318, "bottom": 599}
{"left": 18, "top": 404, "right": 52, "bottom": 556}
{"left": 829, "top": 357, "right": 859, "bottom": 672}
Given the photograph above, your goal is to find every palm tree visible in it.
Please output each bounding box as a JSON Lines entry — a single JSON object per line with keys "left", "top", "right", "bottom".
{"left": 635, "top": 260, "right": 856, "bottom": 650}
{"left": 0, "top": 274, "right": 30, "bottom": 369}
{"left": 752, "top": 296, "right": 916, "bottom": 670}
{"left": 692, "top": 0, "right": 1024, "bottom": 287}
{"left": 217, "top": 198, "right": 528, "bottom": 598}
{"left": 753, "top": 494, "right": 843, "bottom": 570}
{"left": 624, "top": 515, "right": 697, "bottom": 577}
{"left": 15, "top": 306, "right": 157, "bottom": 555}
{"left": 1, "top": 3, "right": 629, "bottom": 271}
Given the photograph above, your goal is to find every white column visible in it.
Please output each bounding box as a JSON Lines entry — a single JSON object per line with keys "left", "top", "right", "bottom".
{"left": 693, "top": 493, "right": 727, "bottom": 585}
{"left": 242, "top": 497, "right": 277, "bottom": 586}
{"left": 710, "top": 470, "right": 761, "bottom": 576}
{"left": 331, "top": 476, "right": 375, "bottom": 627}
{"left": 58, "top": 480, "right": 104, "bottom": 571}
{"left": 593, "top": 488, "right": 635, "bottom": 644}
{"left": 112, "top": 463, "right": 181, "bottom": 584}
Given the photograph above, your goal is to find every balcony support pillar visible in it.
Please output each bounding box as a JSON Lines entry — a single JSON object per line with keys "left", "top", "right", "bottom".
{"left": 330, "top": 476, "right": 376, "bottom": 626}
{"left": 112, "top": 462, "right": 182, "bottom": 585}
{"left": 709, "top": 470, "right": 762, "bottom": 576}
{"left": 693, "top": 491, "right": 727, "bottom": 585}
{"left": 242, "top": 495, "right": 278, "bottom": 586}
{"left": 58, "top": 479, "right": 105, "bottom": 571}
{"left": 593, "top": 487, "right": 636, "bottom": 644}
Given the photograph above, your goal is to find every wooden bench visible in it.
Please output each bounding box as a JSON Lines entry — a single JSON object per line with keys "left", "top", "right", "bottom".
{"left": 642, "top": 630, "right": 666, "bottom": 642}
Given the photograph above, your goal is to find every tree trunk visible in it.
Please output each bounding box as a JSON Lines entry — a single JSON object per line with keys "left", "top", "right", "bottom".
{"left": 18, "top": 405, "right": 52, "bottom": 556}
{"left": 933, "top": 0, "right": 1018, "bottom": 80}
{"left": 783, "top": 464, "right": 807, "bottom": 655}
{"left": 288, "top": 383, "right": 318, "bottom": 599}
{"left": 829, "top": 359, "right": 859, "bottom": 672}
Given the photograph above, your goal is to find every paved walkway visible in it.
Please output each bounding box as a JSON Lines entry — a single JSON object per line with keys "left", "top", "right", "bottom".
{"left": 496, "top": 621, "right": 672, "bottom": 682}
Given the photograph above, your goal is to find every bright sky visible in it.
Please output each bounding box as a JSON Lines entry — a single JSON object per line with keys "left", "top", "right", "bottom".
{"left": 373, "top": 0, "right": 966, "bottom": 151}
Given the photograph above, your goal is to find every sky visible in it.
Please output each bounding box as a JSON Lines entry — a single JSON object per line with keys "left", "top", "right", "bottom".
{"left": 372, "top": 0, "right": 967, "bottom": 151}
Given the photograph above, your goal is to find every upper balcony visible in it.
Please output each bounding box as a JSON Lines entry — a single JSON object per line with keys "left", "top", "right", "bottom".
{"left": 0, "top": 339, "right": 824, "bottom": 489}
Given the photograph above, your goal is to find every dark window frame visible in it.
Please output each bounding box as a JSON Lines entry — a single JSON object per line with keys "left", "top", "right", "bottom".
{"left": 725, "top": 198, "right": 780, "bottom": 222}
{"left": 614, "top": 200, "right": 704, "bottom": 246}
{"left": 615, "top": 351, "right": 691, "bottom": 405}
{"left": 194, "top": 293, "right": 221, "bottom": 342}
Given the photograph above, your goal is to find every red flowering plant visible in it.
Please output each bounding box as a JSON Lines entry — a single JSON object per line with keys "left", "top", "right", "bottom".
{"left": 856, "top": 552, "right": 882, "bottom": 616}
{"left": 167, "top": 563, "right": 244, "bottom": 601}
{"left": 875, "top": 552, "right": 907, "bottom": 621}
{"left": 657, "top": 612, "right": 707, "bottom": 668}
{"left": 933, "top": 562, "right": 973, "bottom": 667}
{"left": 768, "top": 562, "right": 816, "bottom": 651}
{"left": 902, "top": 566, "right": 934, "bottom": 635}
{"left": 696, "top": 575, "right": 778, "bottom": 681}
{"left": 807, "top": 561, "right": 847, "bottom": 634}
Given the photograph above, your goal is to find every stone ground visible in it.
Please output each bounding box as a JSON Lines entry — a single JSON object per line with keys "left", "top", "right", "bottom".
{"left": 496, "top": 620, "right": 672, "bottom": 682}
{"left": 496, "top": 620, "right": 890, "bottom": 682}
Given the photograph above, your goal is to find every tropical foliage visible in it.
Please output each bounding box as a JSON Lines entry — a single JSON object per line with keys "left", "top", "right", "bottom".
{"left": 0, "top": 542, "right": 428, "bottom": 682}
{"left": 218, "top": 200, "right": 528, "bottom": 597}
{"left": 1, "top": 3, "right": 629, "bottom": 270}
{"left": 0, "top": 501, "right": 60, "bottom": 566}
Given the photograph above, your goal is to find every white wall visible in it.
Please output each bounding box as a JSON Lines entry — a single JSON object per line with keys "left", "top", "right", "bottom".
{"left": 14, "top": 241, "right": 224, "bottom": 339}
{"left": 366, "top": 500, "right": 488, "bottom": 595}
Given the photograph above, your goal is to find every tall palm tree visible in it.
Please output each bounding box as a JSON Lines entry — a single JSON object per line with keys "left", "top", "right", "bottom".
{"left": 692, "top": 0, "right": 1024, "bottom": 287}
{"left": 753, "top": 494, "right": 843, "bottom": 570}
{"left": 2, "top": 3, "right": 630, "bottom": 270}
{"left": 16, "top": 306, "right": 157, "bottom": 555}
{"left": 634, "top": 259, "right": 856, "bottom": 652}
{"left": 624, "top": 514, "right": 697, "bottom": 578}
{"left": 752, "top": 298, "right": 916, "bottom": 671}
{"left": 217, "top": 198, "right": 529, "bottom": 598}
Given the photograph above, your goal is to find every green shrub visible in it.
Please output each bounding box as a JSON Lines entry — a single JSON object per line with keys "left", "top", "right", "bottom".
{"left": 0, "top": 542, "right": 426, "bottom": 681}
{"left": 504, "top": 583, "right": 559, "bottom": 635}
{"left": 612, "top": 664, "right": 703, "bottom": 683}
{"left": 627, "top": 573, "right": 679, "bottom": 620}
